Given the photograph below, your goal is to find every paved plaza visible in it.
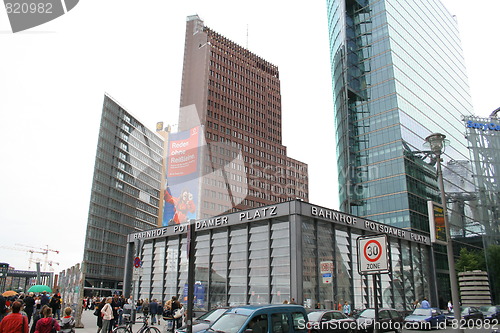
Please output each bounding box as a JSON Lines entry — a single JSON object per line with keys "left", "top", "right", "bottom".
{"left": 76, "top": 310, "right": 168, "bottom": 333}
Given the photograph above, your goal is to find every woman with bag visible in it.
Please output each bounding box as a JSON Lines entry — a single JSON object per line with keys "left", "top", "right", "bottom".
{"left": 100, "top": 298, "right": 113, "bottom": 333}
{"left": 169, "top": 296, "right": 183, "bottom": 330}
{"left": 94, "top": 298, "right": 105, "bottom": 333}
{"left": 34, "top": 306, "right": 60, "bottom": 333}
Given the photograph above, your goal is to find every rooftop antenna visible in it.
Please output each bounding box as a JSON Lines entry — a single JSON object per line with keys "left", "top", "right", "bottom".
{"left": 246, "top": 24, "right": 249, "bottom": 49}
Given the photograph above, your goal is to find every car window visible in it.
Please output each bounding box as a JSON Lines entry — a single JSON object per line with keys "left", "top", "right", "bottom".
{"left": 271, "top": 313, "right": 290, "bottom": 333}
{"left": 379, "top": 310, "right": 390, "bottom": 319}
{"left": 292, "top": 312, "right": 307, "bottom": 331}
{"left": 389, "top": 310, "right": 400, "bottom": 319}
{"left": 245, "top": 314, "right": 268, "bottom": 333}
{"left": 413, "top": 309, "right": 430, "bottom": 316}
{"left": 359, "top": 309, "right": 375, "bottom": 318}
{"left": 322, "top": 312, "right": 333, "bottom": 321}
{"left": 211, "top": 313, "right": 249, "bottom": 333}
{"left": 333, "top": 312, "right": 345, "bottom": 320}
{"left": 198, "top": 308, "right": 227, "bottom": 322}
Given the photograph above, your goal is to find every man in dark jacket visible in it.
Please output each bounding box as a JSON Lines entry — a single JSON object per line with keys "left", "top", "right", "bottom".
{"left": 49, "top": 294, "right": 61, "bottom": 320}
{"left": 149, "top": 299, "right": 159, "bottom": 325}
{"left": 40, "top": 292, "right": 49, "bottom": 307}
{"left": 0, "top": 295, "right": 6, "bottom": 322}
{"left": 110, "top": 294, "right": 123, "bottom": 329}
{"left": 23, "top": 293, "right": 35, "bottom": 324}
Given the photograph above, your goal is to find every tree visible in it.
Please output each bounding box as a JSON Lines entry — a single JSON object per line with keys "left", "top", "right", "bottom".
{"left": 486, "top": 245, "right": 500, "bottom": 303}
{"left": 455, "top": 247, "right": 486, "bottom": 272}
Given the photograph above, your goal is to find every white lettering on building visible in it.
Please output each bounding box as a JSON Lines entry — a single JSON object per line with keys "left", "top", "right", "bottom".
{"left": 239, "top": 206, "right": 278, "bottom": 221}
{"left": 311, "top": 206, "right": 357, "bottom": 225}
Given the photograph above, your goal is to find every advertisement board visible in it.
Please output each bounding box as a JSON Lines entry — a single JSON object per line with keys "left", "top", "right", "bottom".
{"left": 428, "top": 201, "right": 447, "bottom": 245}
{"left": 163, "top": 126, "right": 202, "bottom": 226}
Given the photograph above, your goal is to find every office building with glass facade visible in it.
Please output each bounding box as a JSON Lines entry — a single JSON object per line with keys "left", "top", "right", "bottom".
{"left": 326, "top": 0, "right": 480, "bottom": 307}
{"left": 326, "top": 0, "right": 474, "bottom": 231}
{"left": 464, "top": 112, "right": 500, "bottom": 300}
{"left": 82, "top": 94, "right": 164, "bottom": 294}
{"left": 124, "top": 200, "right": 433, "bottom": 311}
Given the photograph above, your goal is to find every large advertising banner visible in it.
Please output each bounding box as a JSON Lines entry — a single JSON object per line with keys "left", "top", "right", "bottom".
{"left": 163, "top": 126, "right": 202, "bottom": 226}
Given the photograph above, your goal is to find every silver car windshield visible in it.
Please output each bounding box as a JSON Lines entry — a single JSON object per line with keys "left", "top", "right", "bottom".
{"left": 209, "top": 313, "right": 249, "bottom": 333}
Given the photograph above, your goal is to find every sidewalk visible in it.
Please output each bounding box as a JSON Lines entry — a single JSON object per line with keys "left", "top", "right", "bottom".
{"left": 76, "top": 310, "right": 167, "bottom": 333}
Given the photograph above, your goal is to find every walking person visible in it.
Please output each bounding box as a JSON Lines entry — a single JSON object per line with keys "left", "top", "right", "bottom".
{"left": 156, "top": 301, "right": 163, "bottom": 325}
{"left": 49, "top": 294, "right": 61, "bottom": 320}
{"left": 24, "top": 293, "right": 35, "bottom": 325}
{"left": 95, "top": 298, "right": 105, "bottom": 333}
{"left": 110, "top": 294, "right": 123, "bottom": 328}
{"left": 343, "top": 301, "right": 351, "bottom": 316}
{"left": 169, "top": 296, "right": 183, "bottom": 330}
{"left": 421, "top": 298, "right": 430, "bottom": 309}
{"left": 30, "top": 305, "right": 48, "bottom": 333}
{"left": 0, "top": 301, "right": 29, "bottom": 333}
{"left": 149, "top": 299, "right": 159, "bottom": 325}
{"left": 100, "top": 298, "right": 113, "bottom": 333}
{"left": 33, "top": 306, "right": 60, "bottom": 333}
{"left": 39, "top": 293, "right": 49, "bottom": 308}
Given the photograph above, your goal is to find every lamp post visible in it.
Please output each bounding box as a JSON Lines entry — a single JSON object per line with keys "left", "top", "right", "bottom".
{"left": 425, "top": 133, "right": 460, "bottom": 322}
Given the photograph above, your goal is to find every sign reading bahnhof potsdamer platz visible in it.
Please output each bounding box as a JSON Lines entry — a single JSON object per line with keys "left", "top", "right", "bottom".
{"left": 125, "top": 200, "right": 433, "bottom": 311}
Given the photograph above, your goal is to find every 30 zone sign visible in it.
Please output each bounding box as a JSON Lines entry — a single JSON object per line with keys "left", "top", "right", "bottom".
{"left": 357, "top": 234, "right": 389, "bottom": 274}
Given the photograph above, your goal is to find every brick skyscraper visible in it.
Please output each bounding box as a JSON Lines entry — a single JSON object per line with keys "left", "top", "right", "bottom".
{"left": 177, "top": 15, "right": 308, "bottom": 218}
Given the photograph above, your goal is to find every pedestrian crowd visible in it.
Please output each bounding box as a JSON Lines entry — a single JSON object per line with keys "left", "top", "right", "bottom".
{"left": 0, "top": 291, "right": 75, "bottom": 333}
{"left": 1, "top": 291, "right": 187, "bottom": 333}
{"left": 91, "top": 294, "right": 185, "bottom": 332}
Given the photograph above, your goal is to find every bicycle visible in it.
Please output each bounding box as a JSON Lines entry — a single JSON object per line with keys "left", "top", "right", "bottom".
{"left": 112, "top": 314, "right": 161, "bottom": 333}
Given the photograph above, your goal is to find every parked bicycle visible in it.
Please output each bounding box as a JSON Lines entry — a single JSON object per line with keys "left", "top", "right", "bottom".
{"left": 112, "top": 314, "right": 161, "bottom": 333}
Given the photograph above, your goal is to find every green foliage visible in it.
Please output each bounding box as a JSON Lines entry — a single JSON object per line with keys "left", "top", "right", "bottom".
{"left": 456, "top": 247, "right": 486, "bottom": 272}
{"left": 486, "top": 245, "right": 500, "bottom": 302}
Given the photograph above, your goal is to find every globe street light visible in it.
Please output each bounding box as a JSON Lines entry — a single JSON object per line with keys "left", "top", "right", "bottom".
{"left": 425, "top": 133, "right": 460, "bottom": 322}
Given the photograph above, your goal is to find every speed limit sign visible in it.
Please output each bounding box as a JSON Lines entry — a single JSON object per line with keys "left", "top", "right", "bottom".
{"left": 357, "top": 234, "right": 389, "bottom": 274}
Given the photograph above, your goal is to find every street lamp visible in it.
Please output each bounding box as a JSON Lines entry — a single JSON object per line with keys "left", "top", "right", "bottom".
{"left": 425, "top": 133, "right": 461, "bottom": 322}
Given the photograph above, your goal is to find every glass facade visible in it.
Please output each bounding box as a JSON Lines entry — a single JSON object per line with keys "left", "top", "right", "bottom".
{"left": 326, "top": 0, "right": 475, "bottom": 233}
{"left": 83, "top": 95, "right": 164, "bottom": 294}
{"left": 128, "top": 201, "right": 432, "bottom": 312}
{"left": 464, "top": 114, "right": 500, "bottom": 301}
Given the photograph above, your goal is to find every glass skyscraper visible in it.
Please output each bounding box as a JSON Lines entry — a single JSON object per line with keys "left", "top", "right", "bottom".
{"left": 83, "top": 94, "right": 164, "bottom": 294}
{"left": 327, "top": 0, "right": 475, "bottom": 233}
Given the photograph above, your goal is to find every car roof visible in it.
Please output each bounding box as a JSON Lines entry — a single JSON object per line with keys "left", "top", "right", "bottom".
{"left": 307, "top": 309, "right": 343, "bottom": 313}
{"left": 225, "top": 304, "right": 305, "bottom": 316}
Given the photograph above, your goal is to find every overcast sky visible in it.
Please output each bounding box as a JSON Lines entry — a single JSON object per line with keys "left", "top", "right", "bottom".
{"left": 1, "top": 0, "right": 498, "bottom": 274}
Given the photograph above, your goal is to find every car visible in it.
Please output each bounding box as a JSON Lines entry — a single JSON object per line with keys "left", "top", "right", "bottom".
{"left": 175, "top": 307, "right": 230, "bottom": 333}
{"left": 306, "top": 310, "right": 357, "bottom": 333}
{"left": 198, "top": 304, "right": 308, "bottom": 333}
{"left": 354, "top": 308, "right": 404, "bottom": 333}
{"left": 446, "top": 306, "right": 484, "bottom": 326}
{"left": 403, "top": 307, "right": 446, "bottom": 330}
{"left": 479, "top": 305, "right": 500, "bottom": 321}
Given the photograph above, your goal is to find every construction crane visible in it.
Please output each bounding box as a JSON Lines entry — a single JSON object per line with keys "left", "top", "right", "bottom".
{"left": 0, "top": 246, "right": 48, "bottom": 270}
{"left": 13, "top": 243, "right": 60, "bottom": 271}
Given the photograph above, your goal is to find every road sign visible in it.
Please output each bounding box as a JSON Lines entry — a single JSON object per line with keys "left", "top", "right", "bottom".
{"left": 357, "top": 234, "right": 389, "bottom": 275}
{"left": 320, "top": 261, "right": 334, "bottom": 284}
{"left": 133, "top": 257, "right": 142, "bottom": 268}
